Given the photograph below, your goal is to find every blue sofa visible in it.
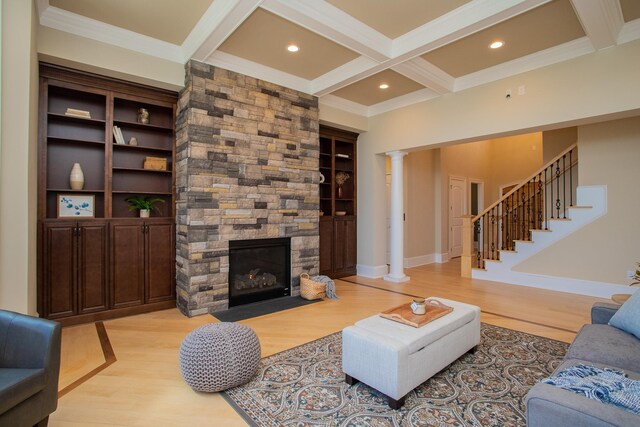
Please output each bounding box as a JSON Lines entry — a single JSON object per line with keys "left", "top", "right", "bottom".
{"left": 0, "top": 310, "right": 61, "bottom": 427}
{"left": 525, "top": 302, "right": 640, "bottom": 426}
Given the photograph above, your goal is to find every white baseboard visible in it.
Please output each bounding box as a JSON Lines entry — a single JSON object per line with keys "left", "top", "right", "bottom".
{"left": 356, "top": 264, "right": 388, "bottom": 278}
{"left": 404, "top": 254, "right": 436, "bottom": 268}
{"left": 435, "top": 253, "right": 449, "bottom": 263}
{"left": 475, "top": 270, "right": 636, "bottom": 299}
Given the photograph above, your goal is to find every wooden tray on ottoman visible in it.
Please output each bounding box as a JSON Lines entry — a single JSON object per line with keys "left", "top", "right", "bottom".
{"left": 380, "top": 299, "right": 453, "bottom": 328}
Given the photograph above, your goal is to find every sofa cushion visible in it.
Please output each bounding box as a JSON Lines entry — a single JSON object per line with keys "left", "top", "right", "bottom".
{"left": 526, "top": 359, "right": 640, "bottom": 427}
{"left": 0, "top": 368, "right": 46, "bottom": 415}
{"left": 566, "top": 324, "right": 640, "bottom": 373}
{"left": 609, "top": 290, "right": 640, "bottom": 339}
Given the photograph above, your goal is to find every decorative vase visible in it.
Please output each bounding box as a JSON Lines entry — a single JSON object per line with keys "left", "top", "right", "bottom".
{"left": 137, "top": 108, "right": 149, "bottom": 124}
{"left": 69, "top": 163, "right": 85, "bottom": 190}
{"left": 139, "top": 209, "right": 150, "bottom": 218}
{"left": 337, "top": 185, "right": 343, "bottom": 199}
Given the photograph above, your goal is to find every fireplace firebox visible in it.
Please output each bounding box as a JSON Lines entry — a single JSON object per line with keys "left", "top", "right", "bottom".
{"left": 228, "top": 238, "right": 291, "bottom": 307}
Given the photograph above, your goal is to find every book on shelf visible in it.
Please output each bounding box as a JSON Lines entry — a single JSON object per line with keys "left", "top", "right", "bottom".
{"left": 64, "top": 108, "right": 92, "bottom": 119}
{"left": 113, "top": 126, "right": 125, "bottom": 145}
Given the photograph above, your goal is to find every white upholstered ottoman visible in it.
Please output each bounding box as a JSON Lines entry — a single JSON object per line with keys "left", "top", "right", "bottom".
{"left": 342, "top": 297, "right": 480, "bottom": 408}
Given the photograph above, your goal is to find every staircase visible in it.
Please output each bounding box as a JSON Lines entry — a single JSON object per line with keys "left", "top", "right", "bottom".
{"left": 461, "top": 144, "right": 623, "bottom": 298}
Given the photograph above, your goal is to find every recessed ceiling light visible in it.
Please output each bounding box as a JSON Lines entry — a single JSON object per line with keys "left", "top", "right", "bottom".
{"left": 379, "top": 83, "right": 389, "bottom": 89}
{"left": 287, "top": 44, "right": 299, "bottom": 52}
{"left": 490, "top": 40, "right": 504, "bottom": 49}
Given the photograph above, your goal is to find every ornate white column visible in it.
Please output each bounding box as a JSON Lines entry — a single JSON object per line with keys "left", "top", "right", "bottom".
{"left": 385, "top": 151, "right": 409, "bottom": 283}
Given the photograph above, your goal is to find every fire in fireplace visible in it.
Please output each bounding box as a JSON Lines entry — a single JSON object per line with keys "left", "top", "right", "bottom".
{"left": 228, "top": 238, "right": 291, "bottom": 307}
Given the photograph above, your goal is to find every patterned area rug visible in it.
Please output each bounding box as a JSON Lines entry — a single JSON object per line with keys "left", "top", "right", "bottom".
{"left": 222, "top": 323, "right": 568, "bottom": 426}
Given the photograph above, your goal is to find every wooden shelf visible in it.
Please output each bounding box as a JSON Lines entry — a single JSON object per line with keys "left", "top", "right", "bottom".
{"left": 112, "top": 144, "right": 172, "bottom": 154}
{"left": 114, "top": 119, "right": 173, "bottom": 133}
{"left": 48, "top": 112, "right": 105, "bottom": 125}
{"left": 48, "top": 136, "right": 105, "bottom": 146}
{"left": 112, "top": 191, "right": 172, "bottom": 195}
{"left": 113, "top": 167, "right": 172, "bottom": 174}
{"left": 47, "top": 188, "right": 105, "bottom": 193}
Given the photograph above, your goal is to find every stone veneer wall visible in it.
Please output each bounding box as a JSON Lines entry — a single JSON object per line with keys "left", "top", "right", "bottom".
{"left": 175, "top": 61, "right": 320, "bottom": 316}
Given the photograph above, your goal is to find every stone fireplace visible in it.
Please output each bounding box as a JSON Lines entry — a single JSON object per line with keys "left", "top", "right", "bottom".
{"left": 228, "top": 237, "right": 291, "bottom": 307}
{"left": 175, "top": 61, "right": 320, "bottom": 316}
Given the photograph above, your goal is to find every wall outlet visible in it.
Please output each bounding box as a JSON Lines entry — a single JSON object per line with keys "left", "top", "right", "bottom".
{"left": 518, "top": 85, "right": 526, "bottom": 95}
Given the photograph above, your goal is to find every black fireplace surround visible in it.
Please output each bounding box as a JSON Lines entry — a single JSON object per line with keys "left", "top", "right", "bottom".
{"left": 228, "top": 237, "right": 291, "bottom": 307}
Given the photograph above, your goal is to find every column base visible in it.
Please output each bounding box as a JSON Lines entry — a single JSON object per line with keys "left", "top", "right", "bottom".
{"left": 384, "top": 274, "right": 410, "bottom": 283}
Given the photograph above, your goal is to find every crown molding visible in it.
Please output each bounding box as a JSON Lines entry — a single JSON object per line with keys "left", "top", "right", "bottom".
{"left": 454, "top": 37, "right": 595, "bottom": 92}
{"left": 618, "top": 19, "right": 640, "bottom": 45}
{"left": 368, "top": 88, "right": 440, "bottom": 117}
{"left": 39, "top": 4, "right": 183, "bottom": 63}
{"left": 319, "top": 94, "right": 369, "bottom": 117}
{"left": 391, "top": 57, "right": 454, "bottom": 94}
{"left": 261, "top": 0, "right": 392, "bottom": 61}
{"left": 183, "top": 0, "right": 262, "bottom": 62}
{"left": 571, "top": 0, "right": 623, "bottom": 50}
{"left": 392, "top": 0, "right": 548, "bottom": 60}
{"left": 204, "top": 50, "right": 311, "bottom": 94}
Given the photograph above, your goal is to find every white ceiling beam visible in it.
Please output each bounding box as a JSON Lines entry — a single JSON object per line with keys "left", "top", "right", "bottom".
{"left": 260, "top": 0, "right": 392, "bottom": 62}
{"left": 570, "top": 0, "right": 624, "bottom": 50}
{"left": 618, "top": 18, "right": 640, "bottom": 45}
{"left": 204, "top": 50, "right": 310, "bottom": 94}
{"left": 392, "top": 0, "right": 550, "bottom": 59}
{"left": 39, "top": 5, "right": 183, "bottom": 63}
{"left": 391, "top": 58, "right": 455, "bottom": 94}
{"left": 185, "top": 0, "right": 263, "bottom": 63}
{"left": 319, "top": 94, "right": 369, "bottom": 117}
{"left": 311, "top": 57, "right": 382, "bottom": 96}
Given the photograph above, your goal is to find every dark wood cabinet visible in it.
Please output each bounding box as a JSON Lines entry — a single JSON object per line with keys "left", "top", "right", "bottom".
{"left": 42, "top": 220, "right": 108, "bottom": 319}
{"left": 38, "top": 64, "right": 177, "bottom": 325}
{"left": 318, "top": 126, "right": 358, "bottom": 278}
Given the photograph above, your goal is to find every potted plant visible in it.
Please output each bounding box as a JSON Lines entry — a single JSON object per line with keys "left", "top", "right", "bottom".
{"left": 125, "top": 195, "right": 165, "bottom": 218}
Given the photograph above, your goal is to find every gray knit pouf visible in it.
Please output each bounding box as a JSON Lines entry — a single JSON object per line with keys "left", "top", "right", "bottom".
{"left": 179, "top": 322, "right": 261, "bottom": 392}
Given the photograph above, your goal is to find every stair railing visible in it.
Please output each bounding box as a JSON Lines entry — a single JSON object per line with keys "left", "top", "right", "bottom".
{"left": 465, "top": 143, "right": 578, "bottom": 271}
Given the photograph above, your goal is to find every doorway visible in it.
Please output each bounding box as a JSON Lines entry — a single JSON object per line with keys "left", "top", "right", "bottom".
{"left": 469, "top": 180, "right": 484, "bottom": 251}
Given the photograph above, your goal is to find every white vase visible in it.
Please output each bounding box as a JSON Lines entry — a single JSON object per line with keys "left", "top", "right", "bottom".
{"left": 69, "top": 163, "right": 85, "bottom": 190}
{"left": 139, "top": 209, "right": 150, "bottom": 218}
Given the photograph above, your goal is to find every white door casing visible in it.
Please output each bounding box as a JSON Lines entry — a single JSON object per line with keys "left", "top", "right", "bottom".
{"left": 449, "top": 176, "right": 467, "bottom": 258}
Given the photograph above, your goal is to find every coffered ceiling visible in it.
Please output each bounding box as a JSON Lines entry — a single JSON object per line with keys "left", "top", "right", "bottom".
{"left": 38, "top": 0, "right": 640, "bottom": 117}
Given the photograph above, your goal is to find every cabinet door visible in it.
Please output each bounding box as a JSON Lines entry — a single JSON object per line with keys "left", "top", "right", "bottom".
{"left": 319, "top": 219, "right": 333, "bottom": 276}
{"left": 110, "top": 221, "right": 144, "bottom": 308}
{"left": 43, "top": 222, "right": 77, "bottom": 318}
{"left": 77, "top": 221, "right": 108, "bottom": 314}
{"left": 334, "top": 217, "right": 357, "bottom": 276}
{"left": 145, "top": 221, "right": 175, "bottom": 303}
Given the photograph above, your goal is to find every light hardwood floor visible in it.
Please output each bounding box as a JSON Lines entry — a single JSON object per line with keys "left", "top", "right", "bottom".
{"left": 51, "top": 259, "right": 608, "bottom": 426}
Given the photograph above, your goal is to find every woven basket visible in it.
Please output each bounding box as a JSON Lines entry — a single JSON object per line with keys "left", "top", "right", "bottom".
{"left": 300, "top": 273, "right": 326, "bottom": 300}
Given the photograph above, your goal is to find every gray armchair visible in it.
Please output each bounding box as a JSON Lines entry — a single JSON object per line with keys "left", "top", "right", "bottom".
{"left": 0, "top": 310, "right": 61, "bottom": 427}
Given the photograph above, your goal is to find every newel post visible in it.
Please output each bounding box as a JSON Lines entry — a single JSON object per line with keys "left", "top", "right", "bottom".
{"left": 461, "top": 215, "right": 475, "bottom": 278}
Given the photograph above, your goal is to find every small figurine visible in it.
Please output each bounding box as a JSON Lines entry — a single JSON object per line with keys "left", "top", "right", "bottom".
{"left": 137, "top": 108, "right": 149, "bottom": 124}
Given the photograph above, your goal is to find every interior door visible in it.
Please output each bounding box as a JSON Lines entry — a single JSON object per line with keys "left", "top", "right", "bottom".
{"left": 449, "top": 176, "right": 467, "bottom": 258}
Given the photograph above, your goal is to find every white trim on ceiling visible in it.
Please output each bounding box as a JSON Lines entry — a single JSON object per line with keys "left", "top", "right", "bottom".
{"left": 454, "top": 37, "right": 595, "bottom": 92}
{"left": 618, "top": 18, "right": 640, "bottom": 45}
{"left": 260, "top": 0, "right": 392, "bottom": 61}
{"left": 391, "top": 0, "right": 549, "bottom": 59}
{"left": 311, "top": 56, "right": 381, "bottom": 96}
{"left": 38, "top": 2, "right": 183, "bottom": 63}
{"left": 570, "top": 0, "right": 624, "bottom": 50}
{"left": 204, "top": 50, "right": 310, "bottom": 94}
{"left": 368, "top": 88, "right": 440, "bottom": 117}
{"left": 391, "top": 58, "right": 455, "bottom": 94}
{"left": 183, "top": 0, "right": 263, "bottom": 63}
{"left": 319, "top": 94, "right": 369, "bottom": 117}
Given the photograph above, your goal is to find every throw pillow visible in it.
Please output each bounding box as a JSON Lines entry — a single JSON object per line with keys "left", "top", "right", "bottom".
{"left": 609, "top": 290, "right": 640, "bottom": 339}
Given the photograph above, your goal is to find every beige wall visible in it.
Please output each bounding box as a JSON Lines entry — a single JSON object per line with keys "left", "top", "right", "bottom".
{"left": 489, "top": 133, "right": 542, "bottom": 201}
{"left": 543, "top": 127, "right": 577, "bottom": 164}
{"left": 358, "top": 39, "right": 640, "bottom": 269}
{"left": 0, "top": 0, "right": 39, "bottom": 314}
{"left": 515, "top": 116, "right": 640, "bottom": 285}
{"left": 403, "top": 150, "right": 437, "bottom": 259}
